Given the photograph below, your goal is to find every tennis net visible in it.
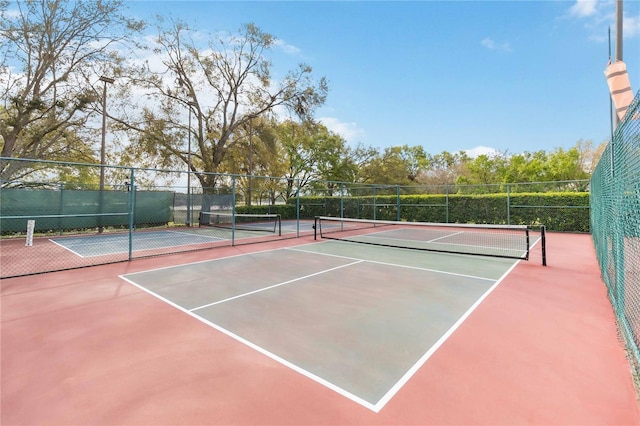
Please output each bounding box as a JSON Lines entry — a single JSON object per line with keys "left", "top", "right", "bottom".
{"left": 314, "top": 216, "right": 546, "bottom": 264}
{"left": 199, "top": 212, "right": 281, "bottom": 235}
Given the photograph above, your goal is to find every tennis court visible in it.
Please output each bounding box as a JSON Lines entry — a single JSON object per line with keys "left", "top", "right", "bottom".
{"left": 51, "top": 230, "right": 225, "bottom": 257}
{"left": 2, "top": 225, "right": 638, "bottom": 425}
{"left": 121, "top": 240, "right": 517, "bottom": 411}
{"left": 0, "top": 219, "right": 317, "bottom": 278}
{"left": 48, "top": 219, "right": 315, "bottom": 258}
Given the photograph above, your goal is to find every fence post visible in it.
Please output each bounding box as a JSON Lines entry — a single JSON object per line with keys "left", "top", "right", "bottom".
{"left": 58, "top": 183, "right": 64, "bottom": 235}
{"left": 396, "top": 185, "right": 401, "bottom": 221}
{"left": 373, "top": 186, "right": 377, "bottom": 221}
{"left": 296, "top": 178, "right": 301, "bottom": 236}
{"left": 231, "top": 176, "right": 236, "bottom": 245}
{"left": 445, "top": 185, "right": 450, "bottom": 223}
{"left": 507, "top": 184, "right": 511, "bottom": 225}
{"left": 340, "top": 183, "right": 345, "bottom": 219}
{"left": 128, "top": 168, "right": 135, "bottom": 260}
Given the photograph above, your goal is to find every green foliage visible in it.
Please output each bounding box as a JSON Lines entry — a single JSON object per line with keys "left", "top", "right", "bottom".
{"left": 235, "top": 203, "right": 297, "bottom": 219}
{"left": 274, "top": 120, "right": 356, "bottom": 199}
{"left": 294, "top": 192, "right": 590, "bottom": 232}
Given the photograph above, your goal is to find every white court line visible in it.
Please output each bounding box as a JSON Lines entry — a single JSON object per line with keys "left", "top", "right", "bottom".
{"left": 189, "top": 260, "right": 364, "bottom": 312}
{"left": 285, "top": 245, "right": 497, "bottom": 282}
{"left": 50, "top": 231, "right": 224, "bottom": 258}
{"left": 119, "top": 268, "right": 378, "bottom": 412}
{"left": 122, "top": 244, "right": 305, "bottom": 277}
{"left": 119, "top": 238, "right": 534, "bottom": 411}
{"left": 372, "top": 259, "right": 521, "bottom": 412}
{"left": 426, "top": 230, "right": 464, "bottom": 243}
{"left": 48, "top": 238, "right": 88, "bottom": 258}
{"left": 164, "top": 229, "right": 228, "bottom": 240}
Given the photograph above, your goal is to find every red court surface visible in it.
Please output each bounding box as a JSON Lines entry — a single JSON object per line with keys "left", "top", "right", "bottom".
{"left": 2, "top": 232, "right": 639, "bottom": 425}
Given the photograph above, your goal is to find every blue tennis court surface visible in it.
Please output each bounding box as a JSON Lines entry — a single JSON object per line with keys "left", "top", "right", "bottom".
{"left": 48, "top": 221, "right": 318, "bottom": 258}
{"left": 50, "top": 230, "right": 225, "bottom": 257}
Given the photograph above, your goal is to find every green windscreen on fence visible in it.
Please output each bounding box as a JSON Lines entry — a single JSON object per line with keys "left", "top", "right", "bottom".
{"left": 590, "top": 89, "right": 640, "bottom": 368}
{"left": 0, "top": 188, "right": 173, "bottom": 233}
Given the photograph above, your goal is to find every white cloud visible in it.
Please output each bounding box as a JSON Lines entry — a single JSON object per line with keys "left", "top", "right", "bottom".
{"left": 481, "top": 38, "right": 496, "bottom": 49}
{"left": 565, "top": 1, "right": 639, "bottom": 40}
{"left": 273, "top": 39, "right": 301, "bottom": 55}
{"left": 464, "top": 146, "right": 500, "bottom": 158}
{"left": 1, "top": 8, "right": 21, "bottom": 19}
{"left": 318, "top": 117, "right": 366, "bottom": 144}
{"left": 481, "top": 37, "right": 512, "bottom": 53}
{"left": 624, "top": 15, "right": 640, "bottom": 38}
{"left": 568, "top": 0, "right": 599, "bottom": 18}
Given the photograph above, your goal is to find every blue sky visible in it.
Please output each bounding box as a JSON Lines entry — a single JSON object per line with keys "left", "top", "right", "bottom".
{"left": 127, "top": 0, "right": 640, "bottom": 156}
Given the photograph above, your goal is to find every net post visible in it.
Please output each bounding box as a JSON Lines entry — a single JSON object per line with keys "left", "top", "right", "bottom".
{"left": 277, "top": 214, "right": 281, "bottom": 236}
{"left": 525, "top": 227, "right": 530, "bottom": 260}
{"left": 541, "top": 225, "right": 547, "bottom": 266}
{"left": 313, "top": 216, "right": 318, "bottom": 240}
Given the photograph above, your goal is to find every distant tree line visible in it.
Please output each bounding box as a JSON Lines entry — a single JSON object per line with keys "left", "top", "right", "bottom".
{"left": 0, "top": 1, "right": 605, "bottom": 198}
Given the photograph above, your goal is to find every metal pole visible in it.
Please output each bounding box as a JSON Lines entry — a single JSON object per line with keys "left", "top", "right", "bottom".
{"left": 507, "top": 184, "right": 511, "bottom": 225}
{"left": 187, "top": 101, "right": 200, "bottom": 226}
{"left": 608, "top": 27, "right": 616, "bottom": 179}
{"left": 614, "top": 0, "right": 623, "bottom": 127}
{"left": 249, "top": 120, "right": 252, "bottom": 207}
{"left": 128, "top": 168, "right": 135, "bottom": 260}
{"left": 609, "top": 27, "right": 614, "bottom": 137}
{"left": 187, "top": 106, "right": 192, "bottom": 226}
{"left": 615, "top": 0, "right": 623, "bottom": 62}
{"left": 100, "top": 81, "right": 107, "bottom": 191}
{"left": 98, "top": 76, "right": 114, "bottom": 233}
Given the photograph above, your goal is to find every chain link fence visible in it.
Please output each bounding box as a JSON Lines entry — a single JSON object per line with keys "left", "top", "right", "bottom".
{"left": 297, "top": 180, "right": 590, "bottom": 229}
{"left": 591, "top": 90, "right": 640, "bottom": 372}
{"left": 0, "top": 159, "right": 307, "bottom": 278}
{"left": 2, "top": 157, "right": 590, "bottom": 278}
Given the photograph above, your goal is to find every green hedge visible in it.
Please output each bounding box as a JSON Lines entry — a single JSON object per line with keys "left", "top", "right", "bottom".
{"left": 234, "top": 203, "right": 297, "bottom": 219}
{"left": 290, "top": 192, "right": 590, "bottom": 232}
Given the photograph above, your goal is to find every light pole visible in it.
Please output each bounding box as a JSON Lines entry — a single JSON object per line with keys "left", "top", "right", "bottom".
{"left": 614, "top": 0, "right": 623, "bottom": 128}
{"left": 186, "top": 101, "right": 197, "bottom": 226}
{"left": 98, "top": 75, "right": 114, "bottom": 233}
{"left": 248, "top": 118, "right": 253, "bottom": 207}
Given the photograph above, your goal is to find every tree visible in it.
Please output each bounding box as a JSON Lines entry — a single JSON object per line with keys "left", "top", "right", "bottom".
{"left": 0, "top": 0, "right": 144, "bottom": 184}
{"left": 277, "top": 120, "right": 354, "bottom": 198}
{"left": 546, "top": 147, "right": 590, "bottom": 182}
{"left": 455, "top": 152, "right": 509, "bottom": 189}
{"left": 221, "top": 116, "right": 288, "bottom": 205}
{"left": 499, "top": 151, "right": 536, "bottom": 183}
{"left": 123, "top": 21, "right": 328, "bottom": 194}
{"left": 418, "top": 151, "right": 471, "bottom": 186}
{"left": 357, "top": 146, "right": 412, "bottom": 186}
{"left": 399, "top": 145, "right": 429, "bottom": 182}
{"left": 574, "top": 139, "right": 607, "bottom": 174}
